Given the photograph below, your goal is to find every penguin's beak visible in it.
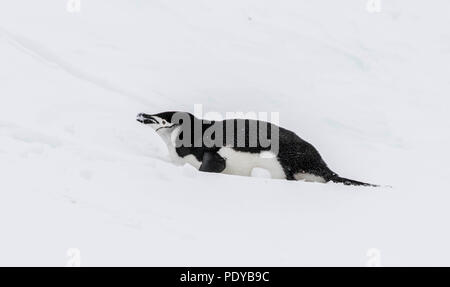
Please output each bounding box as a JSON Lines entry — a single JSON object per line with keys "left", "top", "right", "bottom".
{"left": 137, "top": 113, "right": 157, "bottom": 124}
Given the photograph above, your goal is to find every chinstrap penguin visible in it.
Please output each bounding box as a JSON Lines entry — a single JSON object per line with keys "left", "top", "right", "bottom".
{"left": 137, "top": 111, "right": 377, "bottom": 186}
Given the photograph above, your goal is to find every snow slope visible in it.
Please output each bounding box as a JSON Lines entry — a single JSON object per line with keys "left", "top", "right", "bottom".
{"left": 1, "top": 0, "right": 450, "bottom": 266}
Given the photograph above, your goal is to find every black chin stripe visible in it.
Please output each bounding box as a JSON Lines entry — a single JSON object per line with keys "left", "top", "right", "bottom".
{"left": 156, "top": 124, "right": 176, "bottom": 132}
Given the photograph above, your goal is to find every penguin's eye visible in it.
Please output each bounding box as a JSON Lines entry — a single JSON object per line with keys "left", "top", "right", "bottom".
{"left": 162, "top": 120, "right": 167, "bottom": 124}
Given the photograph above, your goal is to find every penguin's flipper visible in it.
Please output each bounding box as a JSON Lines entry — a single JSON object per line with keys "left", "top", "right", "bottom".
{"left": 199, "top": 151, "right": 226, "bottom": 173}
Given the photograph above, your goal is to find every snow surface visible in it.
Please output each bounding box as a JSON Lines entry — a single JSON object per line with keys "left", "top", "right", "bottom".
{"left": 1, "top": 0, "right": 450, "bottom": 266}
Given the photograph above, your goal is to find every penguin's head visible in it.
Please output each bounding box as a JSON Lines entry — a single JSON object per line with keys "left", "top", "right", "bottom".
{"left": 137, "top": 111, "right": 188, "bottom": 133}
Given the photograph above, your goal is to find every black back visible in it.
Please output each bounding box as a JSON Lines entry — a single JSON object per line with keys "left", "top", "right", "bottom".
{"left": 169, "top": 114, "right": 335, "bottom": 180}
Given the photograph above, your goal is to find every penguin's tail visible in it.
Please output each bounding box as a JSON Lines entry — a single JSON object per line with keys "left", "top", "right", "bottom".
{"left": 328, "top": 175, "right": 379, "bottom": 187}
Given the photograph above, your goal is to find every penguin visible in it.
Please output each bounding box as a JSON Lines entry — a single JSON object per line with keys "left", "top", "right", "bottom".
{"left": 137, "top": 111, "right": 377, "bottom": 186}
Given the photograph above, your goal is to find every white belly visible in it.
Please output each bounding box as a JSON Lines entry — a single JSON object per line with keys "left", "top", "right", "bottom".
{"left": 217, "top": 147, "right": 286, "bottom": 179}
{"left": 183, "top": 154, "right": 202, "bottom": 169}
{"left": 294, "top": 172, "right": 326, "bottom": 183}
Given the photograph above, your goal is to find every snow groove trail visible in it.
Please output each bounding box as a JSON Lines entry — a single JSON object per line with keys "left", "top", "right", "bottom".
{"left": 0, "top": 27, "right": 152, "bottom": 106}
{"left": 0, "top": 118, "right": 170, "bottom": 169}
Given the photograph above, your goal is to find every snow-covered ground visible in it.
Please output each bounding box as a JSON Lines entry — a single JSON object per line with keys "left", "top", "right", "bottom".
{"left": 1, "top": 0, "right": 449, "bottom": 266}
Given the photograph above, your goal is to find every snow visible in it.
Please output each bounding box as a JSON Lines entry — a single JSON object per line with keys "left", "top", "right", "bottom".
{"left": 1, "top": 0, "right": 450, "bottom": 266}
